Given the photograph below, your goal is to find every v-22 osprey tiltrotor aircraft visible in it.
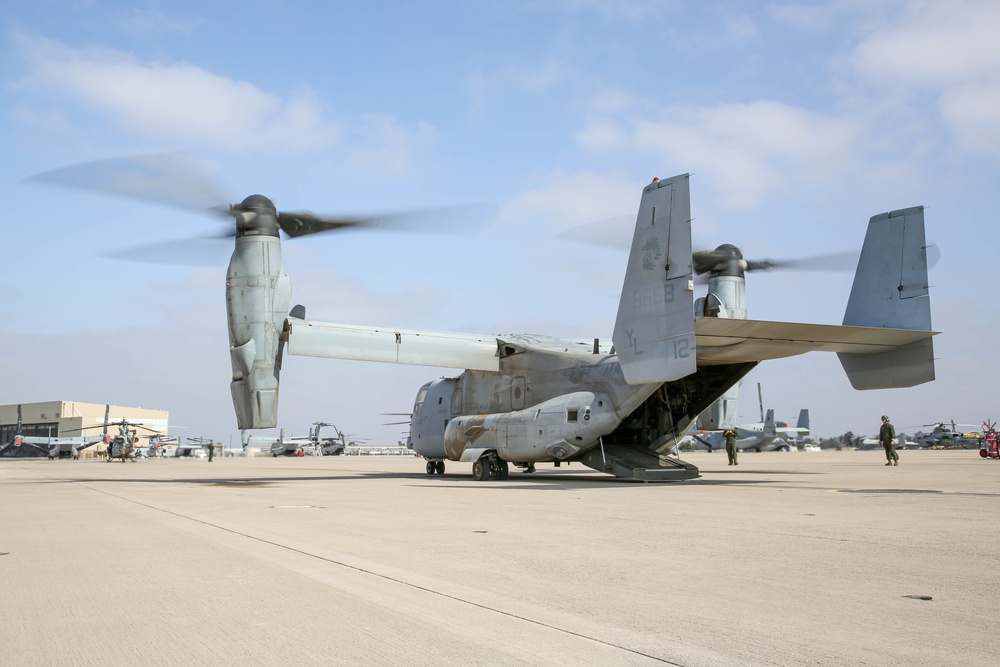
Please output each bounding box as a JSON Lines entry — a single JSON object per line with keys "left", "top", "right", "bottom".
{"left": 228, "top": 173, "right": 936, "bottom": 481}
{"left": 29, "top": 158, "right": 937, "bottom": 481}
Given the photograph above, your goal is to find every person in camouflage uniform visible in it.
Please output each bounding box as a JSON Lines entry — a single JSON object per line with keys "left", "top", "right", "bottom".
{"left": 879, "top": 415, "right": 898, "bottom": 466}
{"left": 724, "top": 428, "right": 738, "bottom": 466}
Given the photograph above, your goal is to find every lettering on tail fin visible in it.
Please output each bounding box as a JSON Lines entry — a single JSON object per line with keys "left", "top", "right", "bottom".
{"left": 839, "top": 206, "right": 935, "bottom": 389}
{"left": 613, "top": 175, "right": 696, "bottom": 385}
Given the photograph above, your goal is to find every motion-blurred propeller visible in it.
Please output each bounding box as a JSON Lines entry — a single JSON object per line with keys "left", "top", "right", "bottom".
{"left": 27, "top": 153, "right": 493, "bottom": 265}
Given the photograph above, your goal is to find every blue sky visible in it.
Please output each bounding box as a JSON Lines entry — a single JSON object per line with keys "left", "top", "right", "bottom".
{"left": 1, "top": 0, "right": 997, "bottom": 446}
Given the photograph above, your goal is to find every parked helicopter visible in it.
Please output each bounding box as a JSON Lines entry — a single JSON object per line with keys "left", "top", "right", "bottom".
{"left": 30, "top": 158, "right": 937, "bottom": 482}
{"left": 912, "top": 421, "right": 982, "bottom": 449}
{"left": 0, "top": 404, "right": 111, "bottom": 460}
{"left": 70, "top": 418, "right": 164, "bottom": 462}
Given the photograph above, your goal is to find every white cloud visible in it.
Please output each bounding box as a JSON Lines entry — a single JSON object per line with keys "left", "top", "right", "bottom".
{"left": 578, "top": 101, "right": 861, "bottom": 209}
{"left": 346, "top": 114, "right": 440, "bottom": 177}
{"left": 503, "top": 169, "right": 639, "bottom": 232}
{"left": 465, "top": 57, "right": 573, "bottom": 106}
{"left": 847, "top": 0, "right": 1000, "bottom": 159}
{"left": 939, "top": 82, "right": 1000, "bottom": 156}
{"left": 9, "top": 31, "right": 340, "bottom": 152}
{"left": 849, "top": 0, "right": 1000, "bottom": 86}
{"left": 575, "top": 119, "right": 628, "bottom": 151}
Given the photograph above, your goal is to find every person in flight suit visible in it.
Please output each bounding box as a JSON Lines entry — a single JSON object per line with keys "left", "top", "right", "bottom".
{"left": 724, "top": 428, "right": 738, "bottom": 466}
{"left": 208, "top": 442, "right": 215, "bottom": 462}
{"left": 879, "top": 415, "right": 898, "bottom": 466}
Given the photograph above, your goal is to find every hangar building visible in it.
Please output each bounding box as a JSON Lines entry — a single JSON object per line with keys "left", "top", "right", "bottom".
{"left": 0, "top": 401, "right": 170, "bottom": 458}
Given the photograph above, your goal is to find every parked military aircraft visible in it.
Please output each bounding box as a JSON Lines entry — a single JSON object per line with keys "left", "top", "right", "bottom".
{"left": 242, "top": 423, "right": 364, "bottom": 456}
{"left": 281, "top": 174, "right": 935, "bottom": 480}
{"left": 690, "top": 408, "right": 810, "bottom": 452}
{"left": 30, "top": 159, "right": 938, "bottom": 482}
{"left": 70, "top": 418, "right": 164, "bottom": 462}
{"left": 913, "top": 421, "right": 982, "bottom": 448}
{"left": 0, "top": 404, "right": 111, "bottom": 459}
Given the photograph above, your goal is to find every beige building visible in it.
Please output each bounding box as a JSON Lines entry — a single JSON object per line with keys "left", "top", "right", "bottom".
{"left": 0, "top": 401, "right": 170, "bottom": 458}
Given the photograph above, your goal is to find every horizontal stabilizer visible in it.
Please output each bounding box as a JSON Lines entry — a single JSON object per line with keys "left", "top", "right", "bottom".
{"left": 695, "top": 317, "right": 936, "bottom": 364}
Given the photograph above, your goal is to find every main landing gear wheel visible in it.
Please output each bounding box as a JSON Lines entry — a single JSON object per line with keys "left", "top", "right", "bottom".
{"left": 472, "top": 455, "right": 508, "bottom": 481}
{"left": 489, "top": 458, "right": 509, "bottom": 481}
{"left": 426, "top": 460, "right": 436, "bottom": 474}
{"left": 435, "top": 460, "right": 445, "bottom": 474}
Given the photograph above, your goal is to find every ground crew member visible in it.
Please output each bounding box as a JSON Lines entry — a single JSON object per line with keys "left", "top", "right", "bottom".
{"left": 724, "top": 428, "right": 738, "bottom": 466}
{"left": 879, "top": 415, "right": 898, "bottom": 466}
{"left": 208, "top": 442, "right": 215, "bottom": 462}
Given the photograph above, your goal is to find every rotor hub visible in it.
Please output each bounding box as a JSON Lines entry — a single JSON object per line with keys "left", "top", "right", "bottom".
{"left": 694, "top": 244, "right": 748, "bottom": 277}
{"left": 233, "top": 195, "right": 280, "bottom": 238}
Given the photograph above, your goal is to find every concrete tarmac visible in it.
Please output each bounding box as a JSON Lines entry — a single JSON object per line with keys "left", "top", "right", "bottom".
{"left": 1, "top": 449, "right": 998, "bottom": 666}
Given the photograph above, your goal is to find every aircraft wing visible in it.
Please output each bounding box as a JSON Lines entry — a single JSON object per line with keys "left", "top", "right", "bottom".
{"left": 285, "top": 318, "right": 501, "bottom": 371}
{"left": 695, "top": 318, "right": 937, "bottom": 364}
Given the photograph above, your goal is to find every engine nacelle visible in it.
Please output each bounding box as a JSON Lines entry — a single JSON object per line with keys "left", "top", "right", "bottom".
{"left": 227, "top": 235, "right": 291, "bottom": 429}
{"left": 443, "top": 391, "right": 618, "bottom": 463}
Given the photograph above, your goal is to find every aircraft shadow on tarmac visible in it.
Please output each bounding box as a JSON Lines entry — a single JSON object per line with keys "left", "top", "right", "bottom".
{"left": 35, "top": 471, "right": 787, "bottom": 489}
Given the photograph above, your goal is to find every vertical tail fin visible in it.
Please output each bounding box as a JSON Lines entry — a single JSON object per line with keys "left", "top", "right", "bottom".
{"left": 797, "top": 409, "right": 809, "bottom": 432}
{"left": 838, "top": 206, "right": 934, "bottom": 389}
{"left": 763, "top": 409, "right": 777, "bottom": 437}
{"left": 612, "top": 175, "right": 696, "bottom": 384}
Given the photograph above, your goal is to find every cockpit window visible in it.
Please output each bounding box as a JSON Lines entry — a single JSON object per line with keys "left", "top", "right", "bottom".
{"left": 413, "top": 384, "right": 430, "bottom": 411}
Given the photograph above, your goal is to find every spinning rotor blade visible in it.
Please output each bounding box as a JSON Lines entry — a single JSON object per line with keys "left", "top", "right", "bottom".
{"left": 103, "top": 235, "right": 234, "bottom": 266}
{"left": 692, "top": 248, "right": 861, "bottom": 276}
{"left": 26, "top": 153, "right": 232, "bottom": 215}
{"left": 277, "top": 204, "right": 495, "bottom": 239}
{"left": 29, "top": 154, "right": 494, "bottom": 262}
{"left": 745, "top": 250, "right": 861, "bottom": 273}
